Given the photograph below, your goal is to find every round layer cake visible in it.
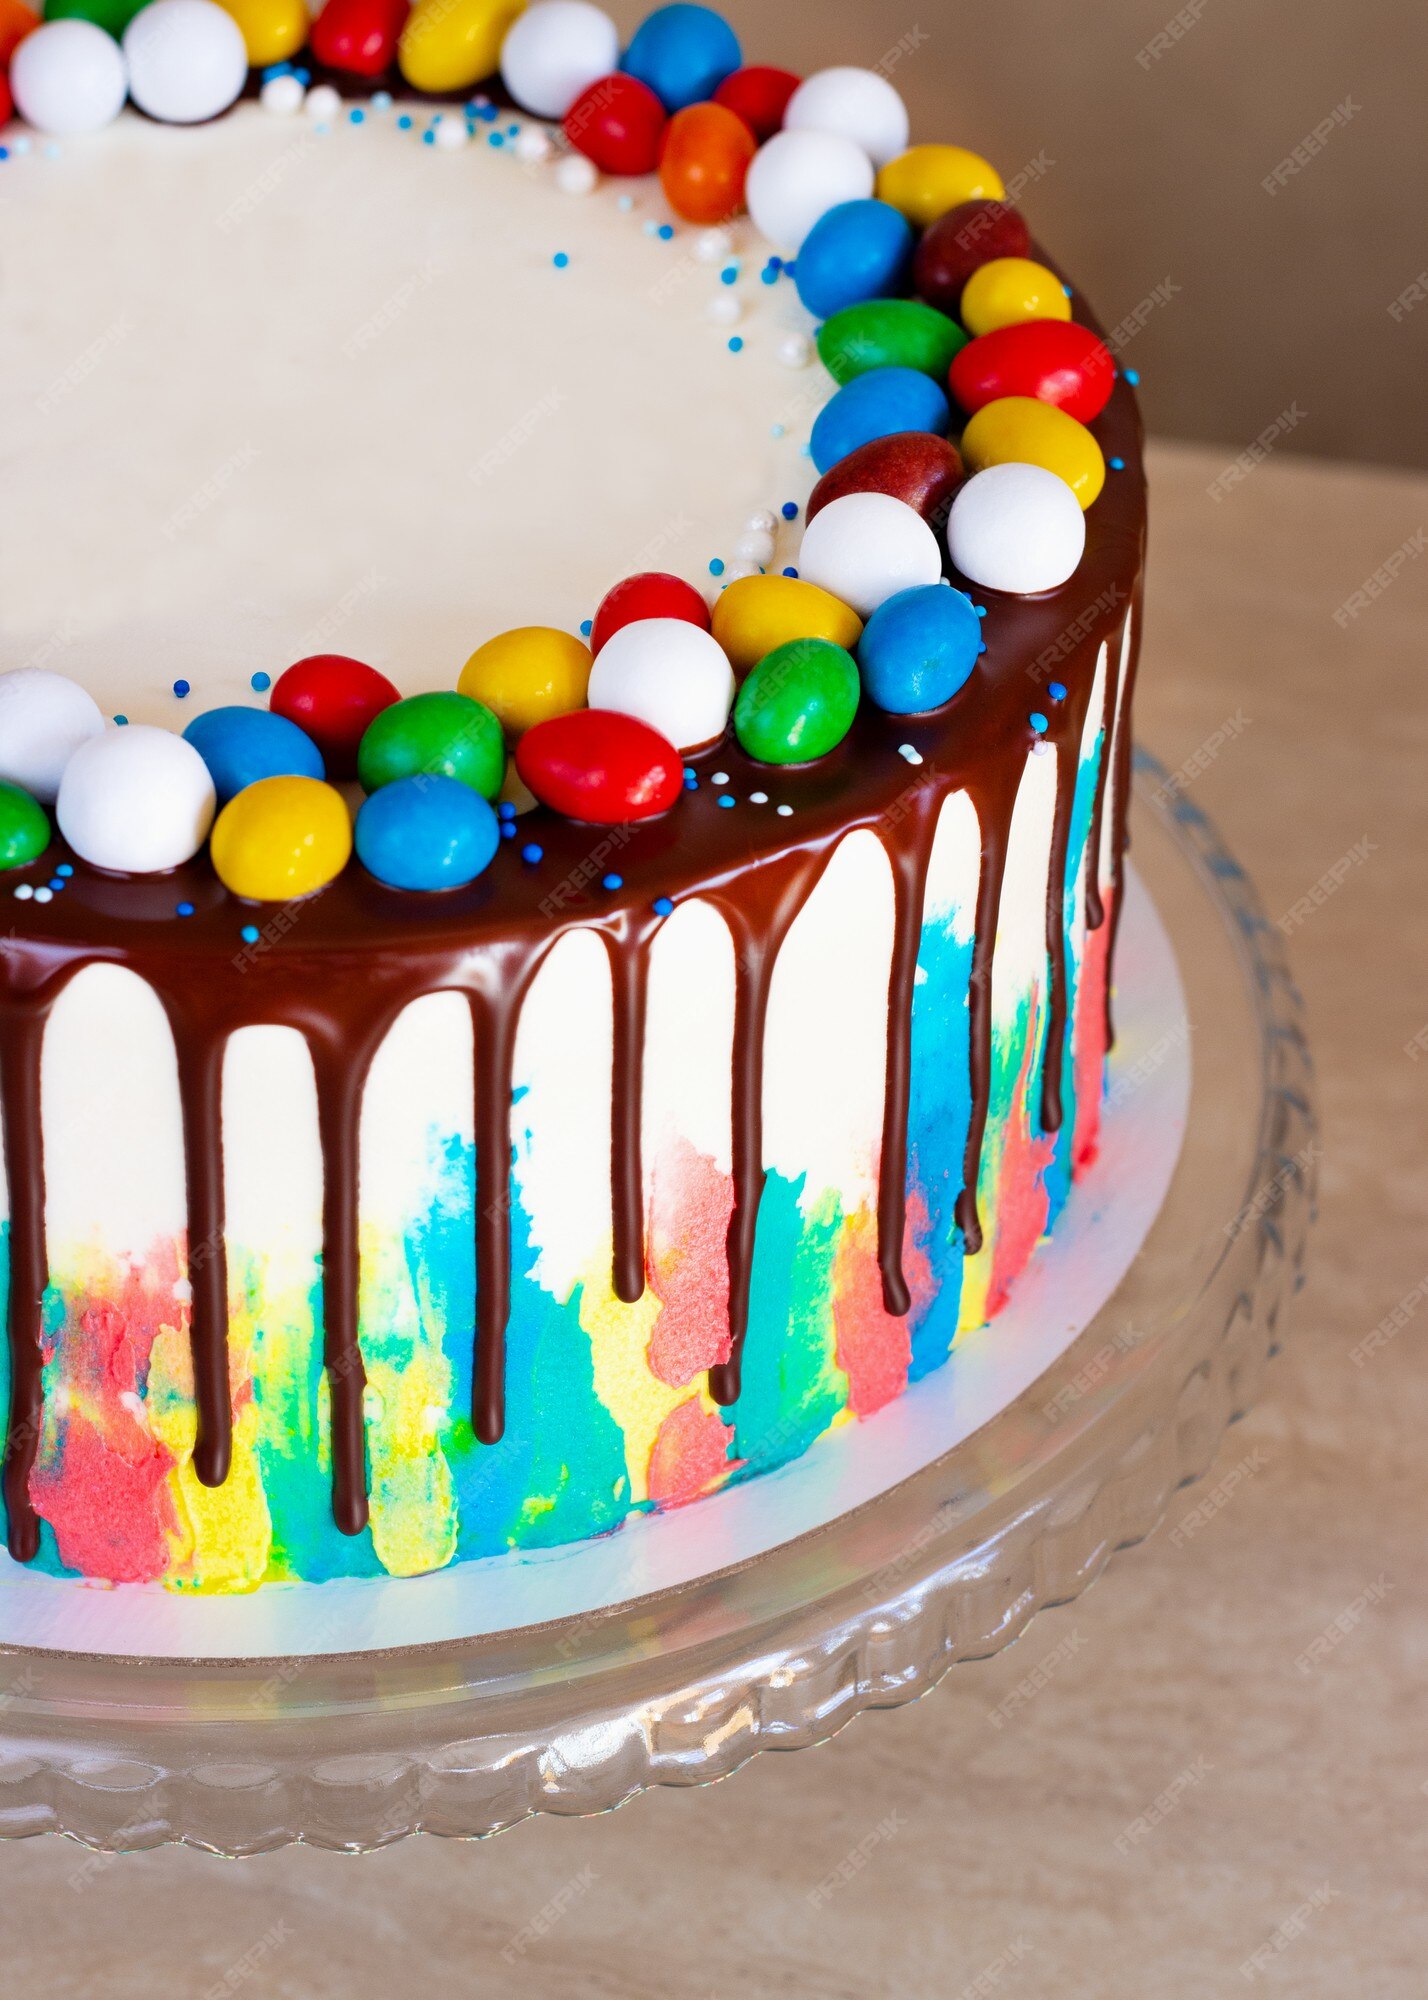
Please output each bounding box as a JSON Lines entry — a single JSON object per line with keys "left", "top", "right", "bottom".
{"left": 0, "top": 3, "right": 1145, "bottom": 1590}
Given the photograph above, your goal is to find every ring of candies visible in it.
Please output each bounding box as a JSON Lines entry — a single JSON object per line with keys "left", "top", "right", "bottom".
{"left": 0, "top": 0, "right": 1128, "bottom": 905}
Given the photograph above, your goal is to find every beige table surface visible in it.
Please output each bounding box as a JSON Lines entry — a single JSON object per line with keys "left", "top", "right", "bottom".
{"left": 2, "top": 439, "right": 1425, "bottom": 1996}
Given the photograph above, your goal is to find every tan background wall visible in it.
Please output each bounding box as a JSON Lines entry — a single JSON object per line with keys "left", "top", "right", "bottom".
{"left": 720, "top": 0, "right": 1427, "bottom": 470}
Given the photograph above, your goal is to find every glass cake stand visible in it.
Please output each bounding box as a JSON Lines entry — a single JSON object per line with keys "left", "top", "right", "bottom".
{"left": 0, "top": 753, "right": 1315, "bottom": 1854}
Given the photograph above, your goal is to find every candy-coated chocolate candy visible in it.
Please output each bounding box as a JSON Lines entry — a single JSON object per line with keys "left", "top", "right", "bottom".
{"left": 960, "top": 257, "right": 1071, "bottom": 338}
{"left": 56, "top": 726, "right": 216, "bottom": 874}
{"left": 0, "top": 666, "right": 103, "bottom": 803}
{"left": 711, "top": 61, "right": 797, "bottom": 142}
{"left": 398, "top": 0, "right": 523, "bottom": 93}
{"left": 210, "top": 774, "right": 352, "bottom": 902}
{"left": 658, "top": 99, "right": 755, "bottom": 224}
{"left": 356, "top": 690, "right": 505, "bottom": 798}
{"left": 912, "top": 199, "right": 1031, "bottom": 314}
{"left": 960, "top": 395, "right": 1105, "bottom": 509}
{"left": 498, "top": 0, "right": 616, "bottom": 117}
{"left": 745, "top": 127, "right": 874, "bottom": 253}
{"left": 0, "top": 0, "right": 40, "bottom": 65}
{"left": 734, "top": 637, "right": 859, "bottom": 765}
{"left": 950, "top": 319, "right": 1115, "bottom": 426}
{"left": 591, "top": 570, "right": 710, "bottom": 654}
{"left": 0, "top": 781, "right": 49, "bottom": 872}
{"left": 310, "top": 0, "right": 409, "bottom": 75}
{"left": 9, "top": 17, "right": 126, "bottom": 132}
{"left": 458, "top": 626, "right": 592, "bottom": 739}
{"left": 355, "top": 773, "right": 500, "bottom": 891}
{"left": 798, "top": 491, "right": 942, "bottom": 618}
{"left": 0, "top": 69, "right": 10, "bottom": 123}
{"left": 783, "top": 65, "right": 908, "bottom": 170}
{"left": 587, "top": 617, "right": 733, "bottom": 750}
{"left": 875, "top": 143, "right": 1005, "bottom": 229}
{"left": 564, "top": 69, "right": 666, "bottom": 174}
{"left": 515, "top": 709, "right": 682, "bottom": 824}
{"left": 806, "top": 431, "right": 963, "bottom": 531}
{"left": 711, "top": 574, "right": 862, "bottom": 675}
{"left": 182, "top": 705, "right": 325, "bottom": 804}
{"left": 946, "top": 463, "right": 1086, "bottom": 595}
{"left": 795, "top": 199, "right": 914, "bottom": 322}
{"left": 124, "top": 0, "right": 248, "bottom": 123}
{"left": 817, "top": 298, "right": 967, "bottom": 385}
{"left": 271, "top": 655, "right": 400, "bottom": 779}
{"left": 219, "top": 0, "right": 308, "bottom": 65}
{"left": 620, "top": 1, "right": 738, "bottom": 112}
{"left": 858, "top": 583, "right": 980, "bottom": 714}
{"left": 42, "top": 0, "right": 140, "bottom": 36}
{"left": 809, "top": 365, "right": 949, "bottom": 477}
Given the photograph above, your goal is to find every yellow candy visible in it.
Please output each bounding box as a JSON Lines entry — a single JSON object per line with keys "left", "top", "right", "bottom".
{"left": 959, "top": 396, "right": 1105, "bottom": 510}
{"left": 458, "top": 626, "right": 592, "bottom": 739}
{"left": 211, "top": 776, "right": 353, "bottom": 902}
{"left": 219, "top": 0, "right": 308, "bottom": 65}
{"left": 711, "top": 575, "right": 863, "bottom": 677}
{"left": 874, "top": 145, "right": 1005, "bottom": 229}
{"left": 960, "top": 257, "right": 1072, "bottom": 338}
{"left": 399, "top": 0, "right": 524, "bottom": 93}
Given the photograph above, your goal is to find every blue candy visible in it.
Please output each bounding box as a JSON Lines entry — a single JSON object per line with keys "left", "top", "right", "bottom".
{"left": 182, "top": 705, "right": 324, "bottom": 804}
{"left": 795, "top": 200, "right": 915, "bottom": 321}
{"left": 858, "top": 585, "right": 982, "bottom": 714}
{"left": 620, "top": 4, "right": 740, "bottom": 111}
{"left": 809, "top": 367, "right": 950, "bottom": 476}
{"left": 354, "top": 775, "right": 500, "bottom": 891}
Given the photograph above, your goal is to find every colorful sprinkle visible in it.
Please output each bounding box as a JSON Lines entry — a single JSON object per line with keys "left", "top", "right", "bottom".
{"left": 652, "top": 895, "right": 674, "bottom": 917}
{"left": 173, "top": 679, "right": 191, "bottom": 699}
{"left": 1048, "top": 680, "right": 1067, "bottom": 701}
{"left": 240, "top": 924, "right": 260, "bottom": 944}
{"left": 601, "top": 872, "right": 623, "bottom": 891}
{"left": 781, "top": 501, "right": 799, "bottom": 520}
{"left": 553, "top": 251, "right": 570, "bottom": 268}
{"left": 250, "top": 671, "right": 271, "bottom": 693}
{"left": 176, "top": 901, "right": 195, "bottom": 917}
{"left": 708, "top": 557, "right": 725, "bottom": 576}
{"left": 521, "top": 842, "right": 543, "bottom": 865}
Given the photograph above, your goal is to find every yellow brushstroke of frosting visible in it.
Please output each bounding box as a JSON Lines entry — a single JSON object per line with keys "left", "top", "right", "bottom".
{"left": 578, "top": 1238, "right": 681, "bottom": 1509}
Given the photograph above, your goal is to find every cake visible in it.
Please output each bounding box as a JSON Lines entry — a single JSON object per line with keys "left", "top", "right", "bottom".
{"left": 0, "top": 0, "right": 1145, "bottom": 1592}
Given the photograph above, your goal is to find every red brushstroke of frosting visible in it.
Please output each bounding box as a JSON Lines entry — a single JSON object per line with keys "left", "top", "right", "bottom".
{"left": 647, "top": 1395, "right": 736, "bottom": 1507}
{"left": 832, "top": 1194, "right": 931, "bottom": 1418}
{"left": 988, "top": 1026, "right": 1055, "bottom": 1317}
{"left": 1072, "top": 887, "right": 1113, "bottom": 1171}
{"left": 645, "top": 1138, "right": 734, "bottom": 1388}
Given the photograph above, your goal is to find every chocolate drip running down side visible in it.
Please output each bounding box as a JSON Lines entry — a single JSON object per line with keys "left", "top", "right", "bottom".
{"left": 0, "top": 319, "right": 1145, "bottom": 1560}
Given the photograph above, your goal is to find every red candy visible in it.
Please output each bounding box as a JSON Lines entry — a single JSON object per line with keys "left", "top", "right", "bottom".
{"left": 913, "top": 200, "right": 1033, "bottom": 316}
{"left": 564, "top": 72, "right": 667, "bottom": 176}
{"left": 591, "top": 571, "right": 712, "bottom": 656}
{"left": 807, "top": 431, "right": 964, "bottom": 530}
{"left": 659, "top": 100, "right": 756, "bottom": 225}
{"left": 0, "top": 67, "right": 10, "bottom": 128}
{"left": 516, "top": 709, "right": 682, "bottom": 825}
{"left": 310, "top": 0, "right": 411, "bottom": 76}
{"left": 712, "top": 64, "right": 800, "bottom": 142}
{"left": 270, "top": 655, "right": 400, "bottom": 779}
{"left": 950, "top": 320, "right": 1116, "bottom": 426}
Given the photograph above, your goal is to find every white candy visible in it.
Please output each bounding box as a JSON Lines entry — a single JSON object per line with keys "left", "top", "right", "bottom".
{"left": 123, "top": 0, "right": 247, "bottom": 125}
{"left": 947, "top": 463, "right": 1087, "bottom": 594}
{"left": 305, "top": 82, "right": 341, "bottom": 121}
{"left": 587, "top": 620, "right": 734, "bottom": 752}
{"left": 798, "top": 493, "right": 942, "bottom": 618}
{"left": 783, "top": 67, "right": 910, "bottom": 170}
{"left": 554, "top": 150, "right": 599, "bottom": 194}
{"left": 56, "top": 726, "right": 216, "bottom": 874}
{"left": 0, "top": 668, "right": 104, "bottom": 803}
{"left": 735, "top": 529, "right": 776, "bottom": 565}
{"left": 499, "top": 0, "right": 619, "bottom": 120}
{"left": 9, "top": 19, "right": 127, "bottom": 137}
{"left": 259, "top": 72, "right": 305, "bottom": 115}
{"left": 433, "top": 112, "right": 468, "bottom": 149}
{"left": 745, "top": 510, "right": 778, "bottom": 534}
{"left": 745, "top": 129, "right": 875, "bottom": 254}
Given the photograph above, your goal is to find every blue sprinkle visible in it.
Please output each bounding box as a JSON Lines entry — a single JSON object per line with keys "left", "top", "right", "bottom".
{"left": 657, "top": 223, "right": 675, "bottom": 240}
{"left": 1109, "top": 455, "right": 1126, "bottom": 471}
{"left": 47, "top": 878, "right": 65, "bottom": 893}
{"left": 497, "top": 800, "right": 517, "bottom": 820}
{"left": 261, "top": 61, "right": 292, "bottom": 79}
{"left": 643, "top": 219, "right": 661, "bottom": 236}
{"left": 579, "top": 618, "right": 593, "bottom": 637}
{"left": 0, "top": 149, "right": 8, "bottom": 163}
{"left": 500, "top": 820, "right": 517, "bottom": 839}
{"left": 601, "top": 872, "right": 623, "bottom": 891}
{"left": 717, "top": 794, "right": 735, "bottom": 808}
{"left": 114, "top": 714, "right": 128, "bottom": 726}
{"left": 553, "top": 250, "right": 570, "bottom": 268}
{"left": 293, "top": 67, "right": 310, "bottom": 84}
{"left": 488, "top": 131, "right": 504, "bottom": 147}
{"left": 176, "top": 901, "right": 195, "bottom": 918}
{"left": 1048, "top": 680, "right": 1067, "bottom": 702}
{"left": 477, "top": 102, "right": 498, "bottom": 122}
{"left": 521, "top": 843, "right": 543, "bottom": 865}
{"left": 770, "top": 422, "right": 785, "bottom": 439}
{"left": 781, "top": 501, "right": 799, "bottom": 520}
{"left": 349, "top": 107, "right": 365, "bottom": 124}
{"left": 728, "top": 336, "right": 744, "bottom": 353}
{"left": 56, "top": 863, "right": 73, "bottom": 878}
{"left": 423, "top": 129, "right": 436, "bottom": 145}
{"left": 720, "top": 265, "right": 739, "bottom": 286}
{"left": 1030, "top": 712, "right": 1049, "bottom": 733}
{"left": 683, "top": 768, "right": 699, "bottom": 789}
{"left": 652, "top": 896, "right": 674, "bottom": 917}
{"left": 172, "top": 679, "right": 190, "bottom": 698}
{"left": 240, "top": 924, "right": 260, "bottom": 945}
{"left": 1063, "top": 282, "right": 1073, "bottom": 297}
{"left": 507, "top": 122, "right": 519, "bottom": 136}
{"left": 708, "top": 557, "right": 725, "bottom": 576}
{"left": 250, "top": 670, "right": 271, "bottom": 692}
{"left": 617, "top": 193, "right": 634, "bottom": 211}
{"left": 397, "top": 113, "right": 414, "bottom": 130}
{"left": 974, "top": 604, "right": 988, "bottom": 618}
{"left": 1124, "top": 368, "right": 1140, "bottom": 385}
{"left": 782, "top": 565, "right": 799, "bottom": 578}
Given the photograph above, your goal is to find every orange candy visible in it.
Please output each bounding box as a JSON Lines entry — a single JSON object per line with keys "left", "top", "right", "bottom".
{"left": 0, "top": 0, "right": 39, "bottom": 63}
{"left": 658, "top": 101, "right": 756, "bottom": 225}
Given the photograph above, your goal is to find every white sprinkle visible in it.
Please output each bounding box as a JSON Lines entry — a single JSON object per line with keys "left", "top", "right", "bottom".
{"left": 778, "top": 332, "right": 814, "bottom": 369}
{"left": 555, "top": 153, "right": 599, "bottom": 195}
{"left": 305, "top": 83, "right": 341, "bottom": 122}
{"left": 259, "top": 73, "right": 305, "bottom": 116}
{"left": 898, "top": 744, "right": 923, "bottom": 765}
{"left": 711, "top": 771, "right": 729, "bottom": 786}
{"left": 706, "top": 292, "right": 743, "bottom": 326}
{"left": 776, "top": 804, "right": 794, "bottom": 816}
{"left": 433, "top": 113, "right": 468, "bottom": 150}
{"left": 1031, "top": 738, "right": 1051, "bottom": 756}
{"left": 750, "top": 791, "right": 769, "bottom": 804}
{"left": 13, "top": 883, "right": 33, "bottom": 900}
{"left": 694, "top": 226, "right": 733, "bottom": 264}
{"left": 514, "top": 125, "right": 554, "bottom": 163}
{"left": 32, "top": 886, "right": 52, "bottom": 903}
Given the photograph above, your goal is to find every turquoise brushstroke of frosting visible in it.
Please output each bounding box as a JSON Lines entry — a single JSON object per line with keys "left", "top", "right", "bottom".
{"left": 905, "top": 904, "right": 974, "bottom": 1380}
{"left": 1043, "top": 728, "right": 1105, "bottom": 1228}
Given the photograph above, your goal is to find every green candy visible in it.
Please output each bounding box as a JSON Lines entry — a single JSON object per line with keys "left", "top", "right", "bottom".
{"left": 734, "top": 639, "right": 860, "bottom": 766}
{"left": 44, "top": 0, "right": 146, "bottom": 37}
{"left": 0, "top": 782, "right": 50, "bottom": 873}
{"left": 817, "top": 299, "right": 968, "bottom": 386}
{"left": 357, "top": 691, "right": 505, "bottom": 799}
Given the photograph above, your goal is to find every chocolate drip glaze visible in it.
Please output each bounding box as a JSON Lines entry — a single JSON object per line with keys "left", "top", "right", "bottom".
{"left": 0, "top": 319, "right": 1145, "bottom": 1559}
{"left": 1105, "top": 586, "right": 1146, "bottom": 1051}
